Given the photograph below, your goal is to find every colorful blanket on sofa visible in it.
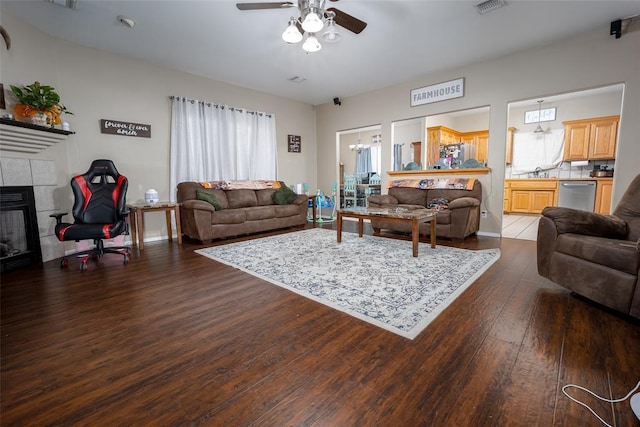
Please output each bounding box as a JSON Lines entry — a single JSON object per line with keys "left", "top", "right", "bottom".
{"left": 199, "top": 180, "right": 282, "bottom": 190}
{"left": 390, "top": 178, "right": 476, "bottom": 190}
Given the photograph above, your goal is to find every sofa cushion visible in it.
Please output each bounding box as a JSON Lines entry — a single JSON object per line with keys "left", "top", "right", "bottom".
{"left": 196, "top": 189, "right": 224, "bottom": 211}
{"left": 427, "top": 197, "right": 449, "bottom": 209}
{"left": 272, "top": 186, "right": 298, "bottom": 205}
{"left": 274, "top": 204, "right": 303, "bottom": 218}
{"left": 555, "top": 233, "right": 639, "bottom": 275}
{"left": 245, "top": 206, "right": 277, "bottom": 221}
{"left": 226, "top": 190, "right": 258, "bottom": 209}
{"left": 210, "top": 209, "right": 246, "bottom": 225}
{"left": 256, "top": 189, "right": 276, "bottom": 206}
{"left": 388, "top": 188, "right": 428, "bottom": 206}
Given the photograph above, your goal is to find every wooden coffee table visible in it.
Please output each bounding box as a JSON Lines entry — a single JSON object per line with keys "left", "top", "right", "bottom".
{"left": 337, "top": 207, "right": 437, "bottom": 257}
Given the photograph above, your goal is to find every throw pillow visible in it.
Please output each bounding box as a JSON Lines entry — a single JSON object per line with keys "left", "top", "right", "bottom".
{"left": 196, "top": 189, "right": 224, "bottom": 211}
{"left": 427, "top": 197, "right": 449, "bottom": 210}
{"left": 272, "top": 185, "right": 298, "bottom": 205}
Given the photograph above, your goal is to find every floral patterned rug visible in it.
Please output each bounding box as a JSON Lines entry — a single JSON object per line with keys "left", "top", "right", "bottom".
{"left": 196, "top": 228, "right": 500, "bottom": 339}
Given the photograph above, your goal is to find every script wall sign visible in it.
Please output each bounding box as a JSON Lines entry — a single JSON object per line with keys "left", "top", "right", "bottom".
{"left": 100, "top": 119, "right": 151, "bottom": 138}
{"left": 288, "top": 135, "right": 301, "bottom": 153}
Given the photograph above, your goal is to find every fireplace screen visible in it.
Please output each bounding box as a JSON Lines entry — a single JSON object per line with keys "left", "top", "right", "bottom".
{"left": 0, "top": 186, "right": 42, "bottom": 273}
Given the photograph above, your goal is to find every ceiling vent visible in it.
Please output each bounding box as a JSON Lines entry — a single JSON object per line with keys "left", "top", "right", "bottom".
{"left": 475, "top": 0, "right": 507, "bottom": 15}
{"left": 47, "top": 0, "right": 78, "bottom": 9}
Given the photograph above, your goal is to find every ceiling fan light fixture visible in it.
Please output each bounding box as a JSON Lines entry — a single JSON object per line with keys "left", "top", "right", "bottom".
{"left": 282, "top": 17, "right": 303, "bottom": 43}
{"left": 302, "top": 34, "right": 321, "bottom": 52}
{"left": 301, "top": 8, "right": 324, "bottom": 33}
{"left": 321, "top": 18, "right": 341, "bottom": 42}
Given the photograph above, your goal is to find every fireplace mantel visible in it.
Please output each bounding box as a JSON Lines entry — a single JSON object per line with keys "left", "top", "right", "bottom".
{"left": 0, "top": 118, "right": 74, "bottom": 154}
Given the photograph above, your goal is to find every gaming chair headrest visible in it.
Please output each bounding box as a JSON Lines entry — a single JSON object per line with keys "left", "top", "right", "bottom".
{"left": 83, "top": 159, "right": 121, "bottom": 181}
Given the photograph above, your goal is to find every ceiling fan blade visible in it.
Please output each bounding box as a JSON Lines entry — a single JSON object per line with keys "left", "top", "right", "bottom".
{"left": 327, "top": 7, "right": 367, "bottom": 34}
{"left": 236, "top": 2, "right": 294, "bottom": 10}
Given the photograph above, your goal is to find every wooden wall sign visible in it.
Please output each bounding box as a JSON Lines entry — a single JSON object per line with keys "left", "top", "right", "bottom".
{"left": 288, "top": 134, "right": 301, "bottom": 153}
{"left": 100, "top": 119, "right": 151, "bottom": 138}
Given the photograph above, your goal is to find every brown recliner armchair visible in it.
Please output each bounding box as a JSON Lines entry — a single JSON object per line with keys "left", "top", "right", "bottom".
{"left": 537, "top": 174, "right": 640, "bottom": 319}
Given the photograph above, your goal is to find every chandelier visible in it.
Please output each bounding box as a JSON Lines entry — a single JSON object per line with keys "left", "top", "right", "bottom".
{"left": 281, "top": 1, "right": 342, "bottom": 53}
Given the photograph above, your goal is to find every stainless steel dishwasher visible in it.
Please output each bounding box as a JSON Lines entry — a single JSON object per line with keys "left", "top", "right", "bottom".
{"left": 557, "top": 180, "right": 596, "bottom": 212}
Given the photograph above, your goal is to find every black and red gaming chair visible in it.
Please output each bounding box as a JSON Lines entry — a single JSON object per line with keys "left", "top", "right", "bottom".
{"left": 51, "top": 159, "right": 130, "bottom": 271}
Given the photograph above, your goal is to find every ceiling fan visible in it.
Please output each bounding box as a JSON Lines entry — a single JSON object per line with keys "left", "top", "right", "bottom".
{"left": 236, "top": 0, "right": 367, "bottom": 52}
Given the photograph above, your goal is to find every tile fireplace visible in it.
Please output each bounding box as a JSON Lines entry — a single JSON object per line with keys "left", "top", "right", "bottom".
{"left": 0, "top": 186, "right": 42, "bottom": 272}
{"left": 0, "top": 157, "right": 64, "bottom": 267}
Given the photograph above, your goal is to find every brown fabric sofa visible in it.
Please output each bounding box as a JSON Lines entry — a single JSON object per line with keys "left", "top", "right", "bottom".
{"left": 537, "top": 174, "right": 640, "bottom": 319}
{"left": 176, "top": 181, "right": 308, "bottom": 243}
{"left": 367, "top": 180, "right": 482, "bottom": 240}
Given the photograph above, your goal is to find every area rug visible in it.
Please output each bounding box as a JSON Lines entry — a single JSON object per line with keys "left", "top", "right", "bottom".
{"left": 196, "top": 228, "right": 500, "bottom": 339}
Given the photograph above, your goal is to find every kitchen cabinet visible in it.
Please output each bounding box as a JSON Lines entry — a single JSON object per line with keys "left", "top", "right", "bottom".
{"left": 461, "top": 130, "right": 489, "bottom": 164}
{"left": 505, "top": 127, "right": 516, "bottom": 165}
{"left": 411, "top": 141, "right": 422, "bottom": 167}
{"left": 595, "top": 178, "right": 613, "bottom": 214}
{"left": 504, "top": 179, "right": 558, "bottom": 214}
{"left": 563, "top": 115, "right": 619, "bottom": 161}
{"left": 504, "top": 182, "right": 511, "bottom": 213}
{"left": 427, "top": 126, "right": 489, "bottom": 165}
{"left": 427, "top": 126, "right": 458, "bottom": 164}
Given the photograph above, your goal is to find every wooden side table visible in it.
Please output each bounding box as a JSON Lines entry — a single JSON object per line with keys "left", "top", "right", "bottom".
{"left": 127, "top": 202, "right": 182, "bottom": 251}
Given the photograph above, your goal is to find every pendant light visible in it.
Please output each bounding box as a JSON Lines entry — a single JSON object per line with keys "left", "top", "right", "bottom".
{"left": 302, "top": 34, "right": 322, "bottom": 53}
{"left": 282, "top": 17, "right": 303, "bottom": 44}
{"left": 534, "top": 100, "right": 545, "bottom": 133}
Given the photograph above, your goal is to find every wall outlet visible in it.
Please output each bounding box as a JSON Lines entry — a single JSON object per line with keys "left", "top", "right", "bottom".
{"left": 481, "top": 210, "right": 488, "bottom": 218}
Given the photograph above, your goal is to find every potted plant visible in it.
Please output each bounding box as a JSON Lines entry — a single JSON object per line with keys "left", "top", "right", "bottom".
{"left": 10, "top": 81, "right": 72, "bottom": 127}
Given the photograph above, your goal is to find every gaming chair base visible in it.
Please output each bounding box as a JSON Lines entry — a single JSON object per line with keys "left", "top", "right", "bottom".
{"left": 60, "top": 239, "right": 130, "bottom": 271}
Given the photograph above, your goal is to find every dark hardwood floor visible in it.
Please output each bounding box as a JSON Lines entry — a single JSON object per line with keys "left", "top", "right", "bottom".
{"left": 2, "top": 222, "right": 639, "bottom": 426}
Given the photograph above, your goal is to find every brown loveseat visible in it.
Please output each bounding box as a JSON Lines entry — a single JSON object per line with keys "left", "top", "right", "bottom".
{"left": 537, "top": 174, "right": 640, "bottom": 319}
{"left": 367, "top": 179, "right": 482, "bottom": 240}
{"left": 177, "top": 181, "right": 308, "bottom": 243}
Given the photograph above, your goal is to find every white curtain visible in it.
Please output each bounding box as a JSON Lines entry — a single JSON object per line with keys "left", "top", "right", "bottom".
{"left": 511, "top": 129, "right": 565, "bottom": 175}
{"left": 169, "top": 97, "right": 277, "bottom": 201}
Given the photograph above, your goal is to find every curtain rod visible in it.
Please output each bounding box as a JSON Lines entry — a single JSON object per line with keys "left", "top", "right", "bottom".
{"left": 169, "top": 96, "right": 273, "bottom": 118}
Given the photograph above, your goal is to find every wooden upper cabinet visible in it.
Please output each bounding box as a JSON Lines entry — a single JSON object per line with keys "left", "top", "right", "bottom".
{"left": 505, "top": 127, "right": 516, "bottom": 165}
{"left": 563, "top": 115, "right": 619, "bottom": 161}
{"left": 426, "top": 126, "right": 489, "bottom": 165}
{"left": 474, "top": 131, "right": 489, "bottom": 165}
{"left": 563, "top": 122, "right": 591, "bottom": 160}
{"left": 589, "top": 118, "right": 618, "bottom": 159}
{"left": 411, "top": 141, "right": 422, "bottom": 167}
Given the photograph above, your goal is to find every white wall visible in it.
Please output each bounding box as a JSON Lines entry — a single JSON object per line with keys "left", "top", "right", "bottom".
{"left": 0, "top": 11, "right": 318, "bottom": 243}
{"left": 315, "top": 25, "right": 640, "bottom": 235}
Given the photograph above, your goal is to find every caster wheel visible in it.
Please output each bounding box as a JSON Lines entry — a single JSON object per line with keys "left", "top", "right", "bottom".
{"left": 80, "top": 261, "right": 88, "bottom": 271}
{"left": 123, "top": 254, "right": 130, "bottom": 264}
{"left": 59, "top": 258, "right": 69, "bottom": 268}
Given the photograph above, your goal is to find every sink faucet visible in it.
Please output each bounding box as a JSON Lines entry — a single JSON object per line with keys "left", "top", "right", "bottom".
{"left": 534, "top": 167, "right": 542, "bottom": 178}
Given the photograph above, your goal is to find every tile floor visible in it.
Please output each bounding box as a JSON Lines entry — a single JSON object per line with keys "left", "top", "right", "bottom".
{"left": 502, "top": 214, "right": 540, "bottom": 241}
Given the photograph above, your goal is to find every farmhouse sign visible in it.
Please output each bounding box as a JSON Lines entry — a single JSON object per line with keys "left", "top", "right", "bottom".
{"left": 100, "top": 119, "right": 151, "bottom": 138}
{"left": 410, "top": 78, "right": 464, "bottom": 107}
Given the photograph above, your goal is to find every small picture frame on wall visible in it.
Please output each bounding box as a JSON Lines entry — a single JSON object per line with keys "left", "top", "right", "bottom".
{"left": 288, "top": 135, "right": 301, "bottom": 153}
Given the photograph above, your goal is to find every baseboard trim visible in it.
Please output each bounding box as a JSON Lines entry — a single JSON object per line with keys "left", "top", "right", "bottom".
{"left": 478, "top": 231, "right": 501, "bottom": 238}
